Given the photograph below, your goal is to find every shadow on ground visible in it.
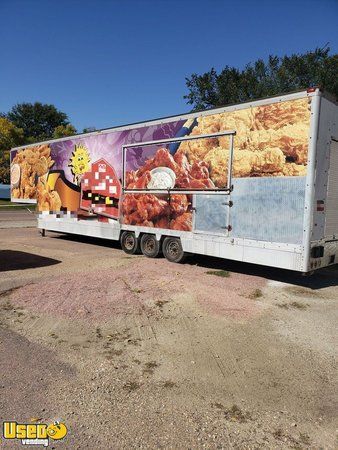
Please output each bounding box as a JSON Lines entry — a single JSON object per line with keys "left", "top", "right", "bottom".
{"left": 187, "top": 254, "right": 338, "bottom": 290}
{"left": 50, "top": 232, "right": 338, "bottom": 290}
{"left": 53, "top": 232, "right": 121, "bottom": 249}
{"left": 0, "top": 250, "right": 61, "bottom": 272}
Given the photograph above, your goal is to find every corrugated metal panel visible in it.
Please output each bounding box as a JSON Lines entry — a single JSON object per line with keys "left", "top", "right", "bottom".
{"left": 230, "top": 177, "right": 306, "bottom": 244}
{"left": 325, "top": 139, "right": 338, "bottom": 236}
{"left": 195, "top": 177, "right": 306, "bottom": 244}
{"left": 195, "top": 194, "right": 229, "bottom": 233}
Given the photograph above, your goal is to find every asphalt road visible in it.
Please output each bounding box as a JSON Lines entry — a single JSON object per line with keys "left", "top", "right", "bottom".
{"left": 0, "top": 208, "right": 37, "bottom": 228}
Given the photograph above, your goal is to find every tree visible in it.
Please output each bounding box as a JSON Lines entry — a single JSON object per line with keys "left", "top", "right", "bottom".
{"left": 53, "top": 124, "right": 77, "bottom": 139}
{"left": 82, "top": 126, "right": 96, "bottom": 133}
{"left": 6, "top": 102, "right": 70, "bottom": 142}
{"left": 0, "top": 117, "right": 24, "bottom": 184}
{"left": 184, "top": 47, "right": 338, "bottom": 110}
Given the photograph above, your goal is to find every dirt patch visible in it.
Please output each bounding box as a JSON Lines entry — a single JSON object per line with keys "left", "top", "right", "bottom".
{"left": 285, "top": 286, "right": 325, "bottom": 298}
{"left": 1, "top": 227, "right": 337, "bottom": 449}
{"left": 6, "top": 257, "right": 265, "bottom": 321}
{"left": 0, "top": 327, "right": 75, "bottom": 422}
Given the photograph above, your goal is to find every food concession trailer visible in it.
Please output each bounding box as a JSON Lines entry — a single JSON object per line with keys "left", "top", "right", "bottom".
{"left": 10, "top": 88, "right": 338, "bottom": 273}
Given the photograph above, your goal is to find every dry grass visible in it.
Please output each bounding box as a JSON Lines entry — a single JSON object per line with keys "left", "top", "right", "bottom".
{"left": 249, "top": 289, "right": 263, "bottom": 299}
{"left": 205, "top": 270, "right": 230, "bottom": 278}
{"left": 163, "top": 380, "right": 176, "bottom": 388}
{"left": 1, "top": 300, "right": 14, "bottom": 311}
{"left": 96, "top": 327, "right": 103, "bottom": 339}
{"left": 144, "top": 361, "right": 159, "bottom": 369}
{"left": 277, "top": 301, "right": 308, "bottom": 310}
{"left": 123, "top": 381, "right": 141, "bottom": 392}
{"left": 155, "top": 299, "right": 169, "bottom": 308}
{"left": 213, "top": 403, "right": 251, "bottom": 423}
{"left": 223, "top": 404, "right": 251, "bottom": 423}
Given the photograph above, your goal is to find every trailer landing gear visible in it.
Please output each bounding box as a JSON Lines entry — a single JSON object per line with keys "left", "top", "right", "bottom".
{"left": 140, "top": 234, "right": 161, "bottom": 258}
{"left": 120, "top": 231, "right": 139, "bottom": 255}
{"left": 162, "top": 237, "right": 186, "bottom": 263}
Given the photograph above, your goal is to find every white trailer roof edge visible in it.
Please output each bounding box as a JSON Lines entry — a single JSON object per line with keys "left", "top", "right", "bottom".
{"left": 11, "top": 88, "right": 330, "bottom": 152}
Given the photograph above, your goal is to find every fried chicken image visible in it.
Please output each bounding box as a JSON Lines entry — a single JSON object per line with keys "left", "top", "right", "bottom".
{"left": 122, "top": 194, "right": 139, "bottom": 215}
{"left": 136, "top": 147, "right": 180, "bottom": 178}
{"left": 125, "top": 147, "right": 215, "bottom": 190}
{"left": 282, "top": 163, "right": 307, "bottom": 177}
{"left": 123, "top": 97, "right": 310, "bottom": 230}
{"left": 178, "top": 115, "right": 221, "bottom": 163}
{"left": 123, "top": 210, "right": 144, "bottom": 226}
{"left": 205, "top": 147, "right": 285, "bottom": 187}
{"left": 173, "top": 152, "right": 191, "bottom": 175}
{"left": 127, "top": 171, "right": 151, "bottom": 189}
{"left": 190, "top": 160, "right": 209, "bottom": 179}
{"left": 177, "top": 97, "right": 310, "bottom": 183}
{"left": 170, "top": 212, "right": 193, "bottom": 231}
{"left": 253, "top": 98, "right": 310, "bottom": 130}
{"left": 122, "top": 147, "right": 216, "bottom": 230}
{"left": 36, "top": 175, "right": 62, "bottom": 212}
{"left": 170, "top": 194, "right": 189, "bottom": 217}
{"left": 273, "top": 122, "right": 309, "bottom": 164}
{"left": 218, "top": 109, "right": 255, "bottom": 150}
{"left": 125, "top": 171, "right": 138, "bottom": 187}
{"left": 122, "top": 193, "right": 170, "bottom": 228}
{"left": 154, "top": 217, "right": 171, "bottom": 229}
{"left": 178, "top": 138, "right": 218, "bottom": 163}
{"left": 11, "top": 144, "right": 55, "bottom": 200}
{"left": 136, "top": 194, "right": 170, "bottom": 221}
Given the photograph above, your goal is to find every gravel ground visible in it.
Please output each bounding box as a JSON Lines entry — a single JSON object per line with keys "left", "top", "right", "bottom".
{"left": 0, "top": 217, "right": 337, "bottom": 449}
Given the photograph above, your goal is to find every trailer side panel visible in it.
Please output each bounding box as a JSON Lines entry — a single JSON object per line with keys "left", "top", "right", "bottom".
{"left": 11, "top": 90, "right": 325, "bottom": 272}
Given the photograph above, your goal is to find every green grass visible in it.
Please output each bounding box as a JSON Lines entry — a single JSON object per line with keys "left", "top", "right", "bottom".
{"left": 277, "top": 301, "right": 308, "bottom": 310}
{"left": 205, "top": 270, "right": 230, "bottom": 278}
{"left": 249, "top": 288, "right": 263, "bottom": 299}
{"left": 0, "top": 199, "right": 32, "bottom": 210}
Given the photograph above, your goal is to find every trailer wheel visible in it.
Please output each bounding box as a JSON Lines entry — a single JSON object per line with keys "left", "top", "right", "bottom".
{"left": 140, "top": 234, "right": 161, "bottom": 258}
{"left": 162, "top": 237, "right": 186, "bottom": 263}
{"left": 120, "top": 231, "right": 139, "bottom": 255}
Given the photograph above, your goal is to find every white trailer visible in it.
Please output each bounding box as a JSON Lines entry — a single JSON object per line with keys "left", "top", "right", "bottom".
{"left": 10, "top": 88, "right": 338, "bottom": 273}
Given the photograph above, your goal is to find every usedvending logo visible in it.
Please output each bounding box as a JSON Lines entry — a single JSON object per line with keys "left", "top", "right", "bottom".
{"left": 3, "top": 420, "right": 68, "bottom": 447}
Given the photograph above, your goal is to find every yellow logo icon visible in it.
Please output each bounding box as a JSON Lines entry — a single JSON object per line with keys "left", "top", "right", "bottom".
{"left": 68, "top": 143, "right": 91, "bottom": 185}
{"left": 46, "top": 421, "right": 67, "bottom": 440}
{"left": 3, "top": 420, "right": 68, "bottom": 446}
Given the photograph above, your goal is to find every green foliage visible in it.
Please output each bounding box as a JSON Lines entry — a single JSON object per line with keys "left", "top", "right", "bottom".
{"left": 184, "top": 48, "right": 338, "bottom": 110}
{"left": 6, "top": 102, "right": 69, "bottom": 142}
{"left": 0, "top": 117, "right": 24, "bottom": 183}
{"left": 82, "top": 127, "right": 96, "bottom": 134}
{"left": 0, "top": 150, "right": 10, "bottom": 184}
{"left": 0, "top": 117, "right": 24, "bottom": 151}
{"left": 0, "top": 103, "right": 76, "bottom": 184}
{"left": 53, "top": 124, "right": 77, "bottom": 139}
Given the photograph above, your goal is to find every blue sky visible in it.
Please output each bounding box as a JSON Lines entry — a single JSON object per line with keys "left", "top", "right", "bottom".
{"left": 1, "top": 0, "right": 337, "bottom": 132}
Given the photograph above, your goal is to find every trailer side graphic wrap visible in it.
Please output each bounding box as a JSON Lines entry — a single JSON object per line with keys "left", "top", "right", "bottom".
{"left": 180, "top": 97, "right": 310, "bottom": 184}
{"left": 10, "top": 97, "right": 311, "bottom": 237}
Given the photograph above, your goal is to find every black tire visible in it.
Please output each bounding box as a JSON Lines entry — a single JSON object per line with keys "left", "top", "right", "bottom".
{"left": 140, "top": 234, "right": 161, "bottom": 258}
{"left": 162, "top": 237, "right": 186, "bottom": 263}
{"left": 120, "top": 231, "right": 139, "bottom": 255}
